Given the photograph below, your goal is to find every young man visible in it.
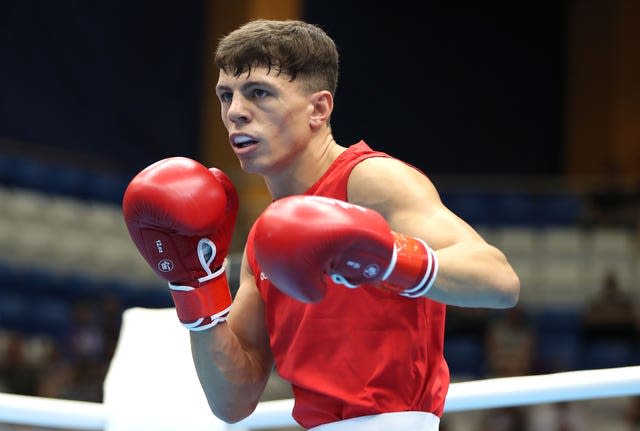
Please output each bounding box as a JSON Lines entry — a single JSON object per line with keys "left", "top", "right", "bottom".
{"left": 123, "top": 19, "right": 520, "bottom": 430}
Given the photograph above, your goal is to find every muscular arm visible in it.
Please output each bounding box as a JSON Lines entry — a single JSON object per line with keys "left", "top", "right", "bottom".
{"left": 190, "top": 249, "right": 273, "bottom": 423}
{"left": 348, "top": 157, "right": 520, "bottom": 308}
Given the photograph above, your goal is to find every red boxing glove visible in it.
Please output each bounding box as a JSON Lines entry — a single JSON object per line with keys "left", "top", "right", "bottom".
{"left": 122, "top": 157, "right": 238, "bottom": 330}
{"left": 253, "top": 195, "right": 438, "bottom": 303}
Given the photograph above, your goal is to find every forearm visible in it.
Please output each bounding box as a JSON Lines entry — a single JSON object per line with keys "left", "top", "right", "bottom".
{"left": 190, "top": 323, "right": 272, "bottom": 423}
{"left": 426, "top": 242, "right": 520, "bottom": 308}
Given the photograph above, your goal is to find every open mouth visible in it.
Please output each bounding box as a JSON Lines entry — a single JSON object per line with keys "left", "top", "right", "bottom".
{"left": 232, "top": 135, "right": 258, "bottom": 149}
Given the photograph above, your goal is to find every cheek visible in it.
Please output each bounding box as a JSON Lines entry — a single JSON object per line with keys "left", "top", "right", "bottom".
{"left": 264, "top": 98, "right": 312, "bottom": 142}
{"left": 268, "top": 110, "right": 303, "bottom": 140}
{"left": 283, "top": 107, "right": 312, "bottom": 135}
{"left": 278, "top": 121, "right": 310, "bottom": 151}
{"left": 220, "top": 107, "right": 231, "bottom": 128}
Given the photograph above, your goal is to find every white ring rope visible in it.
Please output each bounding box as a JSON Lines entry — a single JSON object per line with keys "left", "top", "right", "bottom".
{"left": 1, "top": 366, "right": 639, "bottom": 430}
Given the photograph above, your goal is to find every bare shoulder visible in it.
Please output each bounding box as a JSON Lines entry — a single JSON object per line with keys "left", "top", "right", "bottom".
{"left": 347, "top": 156, "right": 483, "bottom": 247}
{"left": 348, "top": 156, "right": 441, "bottom": 215}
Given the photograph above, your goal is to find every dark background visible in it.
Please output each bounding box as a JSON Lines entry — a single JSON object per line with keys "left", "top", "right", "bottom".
{"left": 1, "top": 1, "right": 567, "bottom": 178}
{"left": 304, "top": 2, "right": 567, "bottom": 176}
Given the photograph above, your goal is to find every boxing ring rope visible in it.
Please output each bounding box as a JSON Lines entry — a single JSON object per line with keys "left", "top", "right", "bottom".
{"left": 1, "top": 308, "right": 639, "bottom": 430}
{"left": 1, "top": 366, "right": 639, "bottom": 429}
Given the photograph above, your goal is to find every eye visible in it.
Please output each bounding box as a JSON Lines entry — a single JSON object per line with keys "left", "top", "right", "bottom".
{"left": 218, "top": 91, "right": 232, "bottom": 103}
{"left": 252, "top": 88, "right": 269, "bottom": 99}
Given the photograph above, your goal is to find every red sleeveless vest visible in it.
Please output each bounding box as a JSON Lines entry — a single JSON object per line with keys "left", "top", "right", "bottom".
{"left": 246, "top": 141, "right": 449, "bottom": 429}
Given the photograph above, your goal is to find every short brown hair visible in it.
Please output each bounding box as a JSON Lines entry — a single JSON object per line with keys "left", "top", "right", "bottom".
{"left": 215, "top": 19, "right": 339, "bottom": 96}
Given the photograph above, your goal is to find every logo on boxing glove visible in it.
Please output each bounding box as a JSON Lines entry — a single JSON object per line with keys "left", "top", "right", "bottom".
{"left": 363, "top": 264, "right": 381, "bottom": 279}
{"left": 158, "top": 259, "right": 174, "bottom": 272}
{"left": 153, "top": 239, "right": 174, "bottom": 272}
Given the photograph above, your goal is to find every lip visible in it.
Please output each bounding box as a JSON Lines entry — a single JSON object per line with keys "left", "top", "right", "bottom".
{"left": 229, "top": 133, "right": 259, "bottom": 155}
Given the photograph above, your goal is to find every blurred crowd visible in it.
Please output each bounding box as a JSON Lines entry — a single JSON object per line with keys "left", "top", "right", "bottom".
{"left": 0, "top": 294, "right": 122, "bottom": 404}
{"left": 442, "top": 268, "right": 640, "bottom": 431}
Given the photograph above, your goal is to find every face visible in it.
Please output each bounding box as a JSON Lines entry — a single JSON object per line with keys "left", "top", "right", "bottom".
{"left": 215, "top": 67, "right": 316, "bottom": 176}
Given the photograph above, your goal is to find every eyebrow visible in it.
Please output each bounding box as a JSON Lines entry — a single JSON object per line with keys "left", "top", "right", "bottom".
{"left": 216, "top": 79, "right": 275, "bottom": 94}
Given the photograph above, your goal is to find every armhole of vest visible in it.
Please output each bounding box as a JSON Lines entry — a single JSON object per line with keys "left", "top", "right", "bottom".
{"left": 246, "top": 224, "right": 258, "bottom": 279}
{"left": 346, "top": 153, "right": 395, "bottom": 200}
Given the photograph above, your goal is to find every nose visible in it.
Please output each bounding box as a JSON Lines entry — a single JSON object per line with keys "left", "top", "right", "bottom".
{"left": 227, "top": 94, "right": 251, "bottom": 124}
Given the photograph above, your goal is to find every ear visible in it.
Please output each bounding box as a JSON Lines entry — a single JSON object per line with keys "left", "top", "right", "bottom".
{"left": 309, "top": 90, "right": 334, "bottom": 129}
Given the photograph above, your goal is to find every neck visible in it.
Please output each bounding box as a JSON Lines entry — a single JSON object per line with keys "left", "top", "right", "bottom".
{"left": 266, "top": 132, "right": 346, "bottom": 200}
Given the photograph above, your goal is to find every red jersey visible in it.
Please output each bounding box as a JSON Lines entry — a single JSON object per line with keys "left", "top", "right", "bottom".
{"left": 246, "top": 141, "right": 449, "bottom": 429}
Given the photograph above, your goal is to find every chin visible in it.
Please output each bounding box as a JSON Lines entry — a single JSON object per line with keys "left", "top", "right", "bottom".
{"left": 237, "top": 158, "right": 264, "bottom": 175}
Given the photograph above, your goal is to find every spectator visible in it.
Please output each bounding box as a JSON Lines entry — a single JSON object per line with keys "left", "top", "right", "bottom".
{"left": 581, "top": 269, "right": 638, "bottom": 345}
{"left": 485, "top": 305, "right": 536, "bottom": 378}
{"left": 480, "top": 406, "right": 528, "bottom": 431}
{"left": 0, "top": 333, "right": 40, "bottom": 395}
{"left": 584, "top": 158, "right": 637, "bottom": 229}
{"left": 35, "top": 344, "right": 75, "bottom": 399}
{"left": 65, "top": 357, "right": 108, "bottom": 402}
{"left": 624, "top": 396, "right": 640, "bottom": 431}
{"left": 527, "top": 401, "right": 586, "bottom": 431}
{"left": 98, "top": 293, "right": 124, "bottom": 361}
{"left": 66, "top": 300, "right": 106, "bottom": 363}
